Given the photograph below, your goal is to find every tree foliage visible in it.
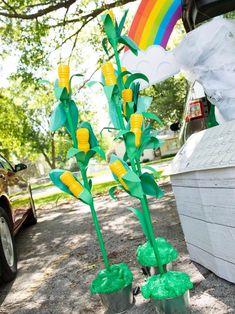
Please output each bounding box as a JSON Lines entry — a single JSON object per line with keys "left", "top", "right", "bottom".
{"left": 145, "top": 75, "right": 188, "bottom": 126}
{"left": 0, "top": 82, "right": 71, "bottom": 168}
{"left": 0, "top": 0, "right": 137, "bottom": 82}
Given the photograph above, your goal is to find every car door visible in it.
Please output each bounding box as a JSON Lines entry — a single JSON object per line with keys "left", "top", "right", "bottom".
{"left": 0, "top": 156, "right": 31, "bottom": 231}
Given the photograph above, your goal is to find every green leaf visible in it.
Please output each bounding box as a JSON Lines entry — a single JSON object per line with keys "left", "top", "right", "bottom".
{"left": 103, "top": 14, "right": 117, "bottom": 47}
{"left": 109, "top": 185, "right": 118, "bottom": 200}
{"left": 117, "top": 10, "right": 128, "bottom": 35}
{"left": 50, "top": 103, "right": 66, "bottom": 132}
{"left": 76, "top": 151, "right": 86, "bottom": 164}
{"left": 102, "top": 37, "right": 109, "bottom": 56}
{"left": 91, "top": 146, "right": 106, "bottom": 160}
{"left": 140, "top": 172, "right": 164, "bottom": 199}
{"left": 123, "top": 152, "right": 128, "bottom": 162}
{"left": 119, "top": 35, "right": 139, "bottom": 55}
{"left": 117, "top": 70, "right": 131, "bottom": 90}
{"left": 69, "top": 73, "right": 83, "bottom": 92}
{"left": 125, "top": 101, "right": 135, "bottom": 121}
{"left": 85, "top": 150, "right": 96, "bottom": 165}
{"left": 122, "top": 171, "right": 144, "bottom": 199}
{"left": 100, "top": 126, "right": 119, "bottom": 135}
{"left": 54, "top": 79, "right": 69, "bottom": 101}
{"left": 67, "top": 147, "right": 79, "bottom": 159}
{"left": 142, "top": 112, "right": 163, "bottom": 126}
{"left": 79, "top": 189, "right": 93, "bottom": 206}
{"left": 136, "top": 96, "right": 153, "bottom": 113}
{"left": 127, "top": 207, "right": 150, "bottom": 240}
{"left": 142, "top": 165, "right": 161, "bottom": 178}
{"left": 89, "top": 179, "right": 93, "bottom": 190}
{"left": 126, "top": 131, "right": 137, "bottom": 161}
{"left": 64, "top": 100, "right": 79, "bottom": 135}
{"left": 114, "top": 129, "right": 129, "bottom": 140}
{"left": 86, "top": 80, "right": 104, "bottom": 88}
{"left": 125, "top": 73, "right": 149, "bottom": 89}
{"left": 104, "top": 85, "right": 116, "bottom": 100}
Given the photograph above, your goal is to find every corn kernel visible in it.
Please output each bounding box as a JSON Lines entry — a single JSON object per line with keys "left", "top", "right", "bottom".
{"left": 130, "top": 114, "right": 143, "bottom": 148}
{"left": 58, "top": 64, "right": 70, "bottom": 93}
{"left": 101, "top": 63, "right": 117, "bottom": 86}
{"left": 109, "top": 160, "right": 129, "bottom": 190}
{"left": 122, "top": 89, "right": 133, "bottom": 116}
{"left": 76, "top": 128, "right": 90, "bottom": 153}
{"left": 60, "top": 171, "right": 83, "bottom": 197}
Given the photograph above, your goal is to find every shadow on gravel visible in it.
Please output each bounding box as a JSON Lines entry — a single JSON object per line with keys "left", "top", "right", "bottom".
{"left": 0, "top": 185, "right": 233, "bottom": 313}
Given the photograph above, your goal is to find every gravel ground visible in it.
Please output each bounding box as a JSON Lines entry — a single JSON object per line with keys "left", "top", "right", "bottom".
{"left": 0, "top": 184, "right": 235, "bottom": 314}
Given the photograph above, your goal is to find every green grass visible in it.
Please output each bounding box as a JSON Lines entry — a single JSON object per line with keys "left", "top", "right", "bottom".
{"left": 33, "top": 157, "right": 173, "bottom": 208}
{"left": 143, "top": 156, "right": 174, "bottom": 166}
{"left": 34, "top": 180, "right": 117, "bottom": 208}
{"left": 31, "top": 181, "right": 54, "bottom": 191}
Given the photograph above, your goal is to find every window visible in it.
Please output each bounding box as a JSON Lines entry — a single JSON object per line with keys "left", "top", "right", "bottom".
{"left": 0, "top": 156, "right": 14, "bottom": 172}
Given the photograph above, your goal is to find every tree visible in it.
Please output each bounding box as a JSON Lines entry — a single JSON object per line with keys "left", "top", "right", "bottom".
{"left": 0, "top": 0, "right": 137, "bottom": 82}
{"left": 145, "top": 75, "right": 188, "bottom": 126}
{"left": 0, "top": 82, "right": 71, "bottom": 169}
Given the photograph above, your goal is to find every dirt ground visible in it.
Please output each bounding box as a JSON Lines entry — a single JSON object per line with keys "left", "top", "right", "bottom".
{"left": 0, "top": 184, "right": 235, "bottom": 313}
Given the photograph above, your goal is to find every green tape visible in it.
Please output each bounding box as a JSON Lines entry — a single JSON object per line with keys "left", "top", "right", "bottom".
{"left": 141, "top": 271, "right": 193, "bottom": 300}
{"left": 90, "top": 263, "right": 133, "bottom": 294}
{"left": 136, "top": 237, "right": 178, "bottom": 267}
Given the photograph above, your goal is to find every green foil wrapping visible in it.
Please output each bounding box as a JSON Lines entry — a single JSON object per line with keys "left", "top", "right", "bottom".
{"left": 136, "top": 237, "right": 178, "bottom": 266}
{"left": 141, "top": 271, "right": 193, "bottom": 300}
{"left": 90, "top": 263, "right": 133, "bottom": 294}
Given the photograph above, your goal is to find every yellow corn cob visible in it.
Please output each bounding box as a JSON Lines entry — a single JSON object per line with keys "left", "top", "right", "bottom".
{"left": 121, "top": 67, "right": 127, "bottom": 84}
{"left": 122, "top": 89, "right": 133, "bottom": 116}
{"left": 109, "top": 160, "right": 129, "bottom": 190}
{"left": 107, "top": 10, "right": 115, "bottom": 24}
{"left": 58, "top": 64, "right": 70, "bottom": 93}
{"left": 60, "top": 171, "right": 83, "bottom": 197}
{"left": 76, "top": 128, "right": 90, "bottom": 153}
{"left": 130, "top": 113, "right": 143, "bottom": 148}
{"left": 101, "top": 63, "right": 117, "bottom": 86}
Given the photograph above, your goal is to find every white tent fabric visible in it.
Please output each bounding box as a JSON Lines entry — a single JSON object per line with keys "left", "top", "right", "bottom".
{"left": 174, "top": 17, "right": 235, "bottom": 121}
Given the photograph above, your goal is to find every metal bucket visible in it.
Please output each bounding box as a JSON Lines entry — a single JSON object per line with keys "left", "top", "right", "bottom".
{"left": 99, "top": 283, "right": 135, "bottom": 314}
{"left": 153, "top": 290, "right": 190, "bottom": 314}
{"left": 142, "top": 262, "right": 172, "bottom": 277}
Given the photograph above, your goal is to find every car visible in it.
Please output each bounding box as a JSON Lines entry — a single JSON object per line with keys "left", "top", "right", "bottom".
{"left": 177, "top": 81, "right": 219, "bottom": 144}
{"left": 182, "top": 0, "right": 235, "bottom": 32}
{"left": 0, "top": 155, "right": 37, "bottom": 283}
{"left": 174, "top": 0, "right": 235, "bottom": 143}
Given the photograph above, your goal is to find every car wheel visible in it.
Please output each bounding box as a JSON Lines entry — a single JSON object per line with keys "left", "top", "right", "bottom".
{"left": 25, "top": 196, "right": 37, "bottom": 226}
{"left": 0, "top": 206, "right": 17, "bottom": 282}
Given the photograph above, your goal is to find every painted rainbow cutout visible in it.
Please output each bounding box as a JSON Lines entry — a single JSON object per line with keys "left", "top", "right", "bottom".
{"left": 127, "top": 0, "right": 183, "bottom": 50}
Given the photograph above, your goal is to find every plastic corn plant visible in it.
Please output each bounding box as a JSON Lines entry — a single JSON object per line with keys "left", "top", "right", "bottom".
{"left": 49, "top": 64, "right": 133, "bottom": 296}
{"left": 90, "top": 10, "right": 193, "bottom": 301}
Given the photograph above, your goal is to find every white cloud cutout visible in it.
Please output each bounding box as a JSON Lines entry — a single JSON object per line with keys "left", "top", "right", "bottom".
{"left": 121, "top": 45, "right": 180, "bottom": 89}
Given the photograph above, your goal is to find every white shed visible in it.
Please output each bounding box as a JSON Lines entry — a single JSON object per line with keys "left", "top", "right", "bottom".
{"left": 167, "top": 121, "right": 235, "bottom": 283}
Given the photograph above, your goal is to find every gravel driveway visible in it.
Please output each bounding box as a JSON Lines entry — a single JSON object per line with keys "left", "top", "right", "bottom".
{"left": 0, "top": 184, "right": 235, "bottom": 313}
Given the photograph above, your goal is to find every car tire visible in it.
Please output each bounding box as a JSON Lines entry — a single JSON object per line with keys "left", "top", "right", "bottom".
{"left": 24, "top": 196, "right": 37, "bottom": 226}
{"left": 0, "top": 206, "right": 17, "bottom": 282}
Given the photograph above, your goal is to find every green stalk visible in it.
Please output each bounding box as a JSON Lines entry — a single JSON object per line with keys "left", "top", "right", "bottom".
{"left": 89, "top": 200, "right": 110, "bottom": 270}
{"left": 111, "top": 40, "right": 164, "bottom": 274}
{"left": 63, "top": 98, "right": 110, "bottom": 271}
{"left": 113, "top": 46, "right": 124, "bottom": 90}
{"left": 135, "top": 156, "right": 164, "bottom": 274}
{"left": 140, "top": 196, "right": 164, "bottom": 275}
